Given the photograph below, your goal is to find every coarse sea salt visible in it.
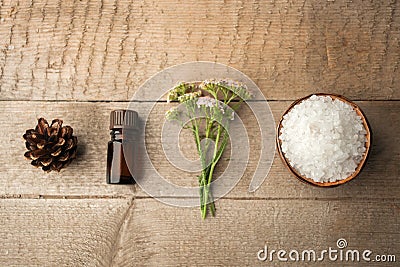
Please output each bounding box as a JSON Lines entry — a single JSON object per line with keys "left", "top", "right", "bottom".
{"left": 279, "top": 95, "right": 367, "bottom": 183}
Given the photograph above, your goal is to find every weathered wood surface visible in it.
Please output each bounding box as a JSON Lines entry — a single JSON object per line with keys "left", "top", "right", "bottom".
{"left": 0, "top": 198, "right": 398, "bottom": 266}
{"left": 0, "top": 198, "right": 132, "bottom": 266}
{"left": 0, "top": 0, "right": 399, "bottom": 266}
{"left": 0, "top": 0, "right": 399, "bottom": 101}
{"left": 114, "top": 199, "right": 399, "bottom": 267}
{"left": 0, "top": 101, "right": 398, "bottom": 200}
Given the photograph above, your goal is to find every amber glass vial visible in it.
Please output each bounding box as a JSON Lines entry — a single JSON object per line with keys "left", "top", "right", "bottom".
{"left": 106, "top": 109, "right": 138, "bottom": 184}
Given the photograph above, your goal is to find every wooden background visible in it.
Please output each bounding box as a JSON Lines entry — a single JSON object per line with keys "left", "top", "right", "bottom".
{"left": 0, "top": 0, "right": 399, "bottom": 266}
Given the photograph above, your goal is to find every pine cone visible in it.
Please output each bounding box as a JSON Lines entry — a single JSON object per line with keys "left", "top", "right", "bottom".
{"left": 23, "top": 118, "right": 78, "bottom": 172}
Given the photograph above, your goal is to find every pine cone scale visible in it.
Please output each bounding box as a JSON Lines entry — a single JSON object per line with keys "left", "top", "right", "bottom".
{"left": 36, "top": 118, "right": 48, "bottom": 136}
{"left": 58, "top": 154, "right": 69, "bottom": 162}
{"left": 51, "top": 147, "right": 63, "bottom": 157}
{"left": 56, "top": 138, "right": 66, "bottom": 147}
{"left": 40, "top": 157, "right": 52, "bottom": 166}
{"left": 61, "top": 126, "right": 73, "bottom": 139}
{"left": 31, "top": 149, "right": 48, "bottom": 160}
{"left": 66, "top": 138, "right": 77, "bottom": 150}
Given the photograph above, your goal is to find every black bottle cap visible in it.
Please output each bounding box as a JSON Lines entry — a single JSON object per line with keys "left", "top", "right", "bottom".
{"left": 110, "top": 109, "right": 138, "bottom": 130}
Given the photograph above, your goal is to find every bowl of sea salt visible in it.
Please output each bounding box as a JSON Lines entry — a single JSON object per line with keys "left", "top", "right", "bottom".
{"left": 277, "top": 93, "right": 371, "bottom": 187}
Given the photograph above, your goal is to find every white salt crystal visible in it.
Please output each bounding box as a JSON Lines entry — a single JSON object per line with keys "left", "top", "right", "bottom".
{"left": 279, "top": 95, "right": 367, "bottom": 183}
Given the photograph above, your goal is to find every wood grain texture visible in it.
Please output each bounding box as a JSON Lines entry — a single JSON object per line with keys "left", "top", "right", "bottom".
{"left": 0, "top": 1, "right": 399, "bottom": 266}
{"left": 112, "top": 198, "right": 399, "bottom": 267}
{"left": 0, "top": 198, "right": 397, "bottom": 266}
{"left": 0, "top": 0, "right": 399, "bottom": 101}
{"left": 0, "top": 198, "right": 132, "bottom": 266}
{"left": 0, "top": 101, "right": 398, "bottom": 199}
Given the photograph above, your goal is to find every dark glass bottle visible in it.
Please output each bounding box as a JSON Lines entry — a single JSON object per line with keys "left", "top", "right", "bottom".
{"left": 106, "top": 109, "right": 138, "bottom": 184}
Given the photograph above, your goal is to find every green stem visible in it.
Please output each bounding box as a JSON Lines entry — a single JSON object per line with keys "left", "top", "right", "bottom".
{"left": 200, "top": 123, "right": 224, "bottom": 218}
{"left": 200, "top": 112, "right": 217, "bottom": 218}
{"left": 187, "top": 104, "right": 209, "bottom": 218}
{"left": 207, "top": 124, "right": 222, "bottom": 185}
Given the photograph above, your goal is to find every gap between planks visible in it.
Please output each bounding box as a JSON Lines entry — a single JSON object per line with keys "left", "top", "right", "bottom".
{"left": 1, "top": 99, "right": 400, "bottom": 102}
{"left": 1, "top": 194, "right": 399, "bottom": 202}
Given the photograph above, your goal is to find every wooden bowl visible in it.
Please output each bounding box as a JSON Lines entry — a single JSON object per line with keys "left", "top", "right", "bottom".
{"left": 276, "top": 93, "right": 372, "bottom": 187}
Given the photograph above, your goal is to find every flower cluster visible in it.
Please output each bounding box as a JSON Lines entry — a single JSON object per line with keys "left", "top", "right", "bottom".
{"left": 196, "top": 96, "right": 216, "bottom": 108}
{"left": 195, "top": 96, "right": 235, "bottom": 121}
{"left": 178, "top": 90, "right": 201, "bottom": 102}
{"left": 165, "top": 107, "right": 179, "bottom": 121}
{"left": 200, "top": 78, "right": 252, "bottom": 101}
{"left": 167, "top": 82, "right": 198, "bottom": 103}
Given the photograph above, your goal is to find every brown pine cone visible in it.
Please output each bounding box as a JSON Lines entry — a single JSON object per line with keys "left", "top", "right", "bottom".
{"left": 23, "top": 118, "right": 78, "bottom": 172}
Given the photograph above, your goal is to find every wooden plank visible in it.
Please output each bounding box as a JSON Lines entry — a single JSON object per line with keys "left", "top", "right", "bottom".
{"left": 112, "top": 198, "right": 400, "bottom": 266}
{"left": 0, "top": 0, "right": 399, "bottom": 101}
{"left": 0, "top": 198, "right": 132, "bottom": 266}
{"left": 1, "top": 101, "right": 135, "bottom": 197}
{"left": 0, "top": 101, "right": 398, "bottom": 199}
{"left": 0, "top": 198, "right": 397, "bottom": 266}
{"left": 139, "top": 100, "right": 400, "bottom": 200}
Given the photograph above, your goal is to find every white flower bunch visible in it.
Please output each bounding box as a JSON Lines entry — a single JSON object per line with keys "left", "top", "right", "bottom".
{"left": 165, "top": 79, "right": 251, "bottom": 219}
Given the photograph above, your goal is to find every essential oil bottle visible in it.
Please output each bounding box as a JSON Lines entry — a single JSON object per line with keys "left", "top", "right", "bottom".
{"left": 106, "top": 109, "right": 138, "bottom": 184}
